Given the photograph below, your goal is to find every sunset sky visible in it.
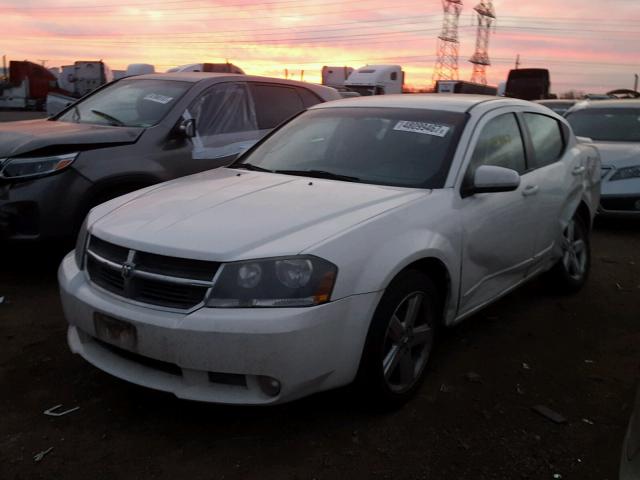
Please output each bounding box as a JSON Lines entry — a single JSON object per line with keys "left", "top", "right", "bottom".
{"left": 1, "top": 0, "right": 639, "bottom": 94}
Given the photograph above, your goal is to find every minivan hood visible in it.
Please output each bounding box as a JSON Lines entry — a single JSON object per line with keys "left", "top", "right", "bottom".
{"left": 592, "top": 142, "right": 640, "bottom": 167}
{"left": 91, "top": 168, "right": 426, "bottom": 260}
{"left": 0, "top": 119, "right": 144, "bottom": 157}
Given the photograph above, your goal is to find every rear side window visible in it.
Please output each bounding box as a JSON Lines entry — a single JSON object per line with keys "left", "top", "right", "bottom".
{"left": 470, "top": 113, "right": 527, "bottom": 174}
{"left": 296, "top": 87, "right": 323, "bottom": 108}
{"left": 250, "top": 84, "right": 305, "bottom": 129}
{"left": 523, "top": 113, "right": 564, "bottom": 167}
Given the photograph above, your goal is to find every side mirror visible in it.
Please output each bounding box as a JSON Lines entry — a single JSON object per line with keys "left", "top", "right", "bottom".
{"left": 464, "top": 165, "right": 520, "bottom": 196}
{"left": 576, "top": 136, "right": 593, "bottom": 144}
{"left": 178, "top": 118, "right": 196, "bottom": 138}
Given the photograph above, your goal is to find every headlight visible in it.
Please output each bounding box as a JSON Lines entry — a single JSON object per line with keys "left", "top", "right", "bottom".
{"left": 0, "top": 152, "right": 78, "bottom": 179}
{"left": 74, "top": 216, "right": 89, "bottom": 269}
{"left": 610, "top": 165, "right": 640, "bottom": 181}
{"left": 206, "top": 255, "right": 337, "bottom": 308}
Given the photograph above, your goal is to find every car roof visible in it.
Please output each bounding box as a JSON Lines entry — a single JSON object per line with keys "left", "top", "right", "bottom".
{"left": 570, "top": 99, "right": 640, "bottom": 111}
{"left": 128, "top": 72, "right": 340, "bottom": 99}
{"left": 310, "top": 94, "right": 536, "bottom": 113}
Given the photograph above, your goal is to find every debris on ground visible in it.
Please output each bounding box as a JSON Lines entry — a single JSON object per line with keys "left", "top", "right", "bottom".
{"left": 522, "top": 362, "right": 531, "bottom": 370}
{"left": 440, "top": 384, "right": 453, "bottom": 393}
{"left": 33, "top": 447, "right": 53, "bottom": 463}
{"left": 584, "top": 359, "right": 595, "bottom": 364}
{"left": 43, "top": 404, "right": 80, "bottom": 417}
{"left": 465, "top": 372, "right": 482, "bottom": 383}
{"left": 552, "top": 474, "right": 563, "bottom": 479}
{"left": 581, "top": 418, "right": 594, "bottom": 425}
{"left": 532, "top": 405, "right": 568, "bottom": 424}
{"left": 0, "top": 296, "right": 5, "bottom": 305}
{"left": 516, "top": 384, "right": 525, "bottom": 395}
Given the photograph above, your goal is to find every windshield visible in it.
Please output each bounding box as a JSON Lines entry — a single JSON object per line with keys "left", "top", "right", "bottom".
{"left": 566, "top": 108, "right": 640, "bottom": 142}
{"left": 235, "top": 107, "right": 466, "bottom": 189}
{"left": 57, "top": 79, "right": 191, "bottom": 128}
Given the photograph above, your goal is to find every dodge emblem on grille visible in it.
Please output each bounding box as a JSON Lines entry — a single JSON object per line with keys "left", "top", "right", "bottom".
{"left": 121, "top": 262, "right": 135, "bottom": 279}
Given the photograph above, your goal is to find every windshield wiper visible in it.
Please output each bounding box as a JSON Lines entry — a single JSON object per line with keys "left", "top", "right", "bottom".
{"left": 273, "top": 169, "right": 361, "bottom": 183}
{"left": 90, "top": 109, "right": 125, "bottom": 126}
{"left": 230, "top": 163, "right": 274, "bottom": 173}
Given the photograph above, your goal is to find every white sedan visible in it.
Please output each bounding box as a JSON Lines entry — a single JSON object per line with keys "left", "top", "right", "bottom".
{"left": 59, "top": 95, "right": 600, "bottom": 408}
{"left": 566, "top": 99, "right": 640, "bottom": 216}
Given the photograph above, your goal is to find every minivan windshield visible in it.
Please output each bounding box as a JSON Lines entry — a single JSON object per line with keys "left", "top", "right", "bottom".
{"left": 235, "top": 107, "right": 466, "bottom": 189}
{"left": 57, "top": 79, "right": 191, "bottom": 128}
{"left": 566, "top": 108, "right": 640, "bottom": 142}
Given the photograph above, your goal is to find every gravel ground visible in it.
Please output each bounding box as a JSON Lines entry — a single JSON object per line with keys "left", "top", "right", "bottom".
{"left": 1, "top": 110, "right": 639, "bottom": 480}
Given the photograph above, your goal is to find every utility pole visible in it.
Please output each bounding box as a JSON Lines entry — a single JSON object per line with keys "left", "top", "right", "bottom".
{"left": 515, "top": 54, "right": 520, "bottom": 70}
{"left": 469, "top": 0, "right": 495, "bottom": 85}
{"left": 38, "top": 59, "right": 48, "bottom": 68}
{"left": 432, "top": 0, "right": 463, "bottom": 84}
{"left": 635, "top": 74, "right": 639, "bottom": 93}
{"left": 2, "top": 55, "right": 6, "bottom": 81}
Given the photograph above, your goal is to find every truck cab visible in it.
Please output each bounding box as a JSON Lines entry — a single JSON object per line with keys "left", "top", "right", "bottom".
{"left": 344, "top": 65, "right": 404, "bottom": 96}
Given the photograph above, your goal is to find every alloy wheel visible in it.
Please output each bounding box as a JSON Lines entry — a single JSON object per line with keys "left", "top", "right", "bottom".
{"left": 382, "top": 291, "right": 434, "bottom": 393}
{"left": 562, "top": 218, "right": 588, "bottom": 281}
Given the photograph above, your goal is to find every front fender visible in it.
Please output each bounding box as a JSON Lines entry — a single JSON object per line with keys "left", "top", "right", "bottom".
{"left": 306, "top": 195, "right": 461, "bottom": 324}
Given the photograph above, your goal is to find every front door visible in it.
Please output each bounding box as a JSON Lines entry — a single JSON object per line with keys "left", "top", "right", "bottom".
{"left": 457, "top": 111, "right": 538, "bottom": 316}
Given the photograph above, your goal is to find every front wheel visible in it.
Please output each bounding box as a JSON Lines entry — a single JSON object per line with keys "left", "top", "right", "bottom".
{"left": 356, "top": 270, "right": 439, "bottom": 409}
{"left": 547, "top": 215, "right": 591, "bottom": 294}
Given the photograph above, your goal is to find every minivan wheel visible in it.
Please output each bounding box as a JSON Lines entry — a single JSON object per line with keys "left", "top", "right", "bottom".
{"left": 356, "top": 270, "right": 438, "bottom": 409}
{"left": 547, "top": 215, "right": 590, "bottom": 294}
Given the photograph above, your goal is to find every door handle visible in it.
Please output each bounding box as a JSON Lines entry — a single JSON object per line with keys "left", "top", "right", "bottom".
{"left": 522, "top": 185, "right": 539, "bottom": 197}
{"left": 572, "top": 166, "right": 586, "bottom": 176}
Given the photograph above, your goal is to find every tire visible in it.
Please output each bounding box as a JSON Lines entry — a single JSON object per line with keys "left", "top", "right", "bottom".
{"left": 546, "top": 214, "right": 591, "bottom": 294}
{"left": 355, "top": 270, "right": 439, "bottom": 410}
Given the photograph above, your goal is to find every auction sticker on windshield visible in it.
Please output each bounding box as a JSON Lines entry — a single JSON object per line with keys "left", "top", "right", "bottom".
{"left": 393, "top": 121, "right": 451, "bottom": 137}
{"left": 143, "top": 93, "right": 174, "bottom": 105}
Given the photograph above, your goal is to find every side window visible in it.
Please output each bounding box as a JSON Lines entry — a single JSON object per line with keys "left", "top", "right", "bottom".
{"left": 390, "top": 72, "right": 398, "bottom": 81}
{"left": 470, "top": 113, "right": 527, "bottom": 174}
{"left": 250, "top": 84, "right": 304, "bottom": 129}
{"left": 295, "top": 87, "right": 323, "bottom": 108}
{"left": 188, "top": 82, "right": 258, "bottom": 137}
{"left": 523, "top": 113, "right": 565, "bottom": 168}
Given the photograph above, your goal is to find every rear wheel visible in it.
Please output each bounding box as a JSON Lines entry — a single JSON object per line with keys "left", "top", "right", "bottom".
{"left": 547, "top": 215, "right": 590, "bottom": 293}
{"left": 356, "top": 270, "right": 438, "bottom": 409}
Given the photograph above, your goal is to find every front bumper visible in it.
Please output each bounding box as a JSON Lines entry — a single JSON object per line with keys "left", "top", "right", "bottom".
{"left": 59, "top": 252, "right": 382, "bottom": 405}
{"left": 0, "top": 169, "right": 92, "bottom": 241}
{"left": 599, "top": 175, "right": 640, "bottom": 217}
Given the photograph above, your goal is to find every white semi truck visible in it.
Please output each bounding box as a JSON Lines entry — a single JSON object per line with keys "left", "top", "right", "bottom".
{"left": 344, "top": 65, "right": 404, "bottom": 95}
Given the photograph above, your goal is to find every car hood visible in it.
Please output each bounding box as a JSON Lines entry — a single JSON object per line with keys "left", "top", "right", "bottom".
{"left": 0, "top": 119, "right": 144, "bottom": 157}
{"left": 90, "top": 168, "right": 426, "bottom": 261}
{"left": 593, "top": 142, "right": 640, "bottom": 168}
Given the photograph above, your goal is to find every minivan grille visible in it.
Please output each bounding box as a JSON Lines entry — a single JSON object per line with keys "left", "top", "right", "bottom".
{"left": 85, "top": 235, "right": 219, "bottom": 310}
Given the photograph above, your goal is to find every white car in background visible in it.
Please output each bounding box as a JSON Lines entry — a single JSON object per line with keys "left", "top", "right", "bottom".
{"left": 566, "top": 100, "right": 640, "bottom": 216}
{"left": 58, "top": 95, "right": 600, "bottom": 408}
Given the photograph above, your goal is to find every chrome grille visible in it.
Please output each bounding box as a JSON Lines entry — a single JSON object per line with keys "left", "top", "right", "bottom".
{"left": 86, "top": 235, "right": 220, "bottom": 310}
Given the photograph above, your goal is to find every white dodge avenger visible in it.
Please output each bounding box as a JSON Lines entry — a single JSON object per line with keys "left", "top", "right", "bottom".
{"left": 59, "top": 95, "right": 601, "bottom": 407}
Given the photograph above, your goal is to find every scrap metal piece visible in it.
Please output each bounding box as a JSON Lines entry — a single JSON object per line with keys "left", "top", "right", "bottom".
{"left": 33, "top": 447, "right": 53, "bottom": 462}
{"left": 43, "top": 404, "right": 79, "bottom": 417}
{"left": 532, "top": 405, "right": 567, "bottom": 424}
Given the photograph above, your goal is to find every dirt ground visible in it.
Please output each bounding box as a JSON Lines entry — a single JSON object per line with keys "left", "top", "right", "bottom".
{"left": 1, "top": 111, "right": 639, "bottom": 480}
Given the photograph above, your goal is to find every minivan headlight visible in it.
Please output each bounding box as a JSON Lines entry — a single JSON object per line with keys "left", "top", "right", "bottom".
{"left": 0, "top": 152, "right": 78, "bottom": 179}
{"left": 206, "top": 256, "right": 337, "bottom": 308}
{"left": 610, "top": 165, "right": 640, "bottom": 181}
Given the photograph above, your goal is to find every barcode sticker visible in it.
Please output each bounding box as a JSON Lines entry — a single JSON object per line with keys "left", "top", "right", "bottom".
{"left": 393, "top": 121, "right": 451, "bottom": 137}
{"left": 143, "top": 93, "right": 174, "bottom": 104}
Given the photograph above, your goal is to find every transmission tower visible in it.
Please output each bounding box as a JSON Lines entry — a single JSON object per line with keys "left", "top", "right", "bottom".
{"left": 469, "top": 0, "right": 496, "bottom": 85}
{"left": 433, "top": 0, "right": 463, "bottom": 84}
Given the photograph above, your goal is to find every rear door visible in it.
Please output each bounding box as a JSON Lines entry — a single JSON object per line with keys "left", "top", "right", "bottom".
{"left": 519, "top": 112, "right": 581, "bottom": 271}
{"left": 457, "top": 110, "right": 539, "bottom": 315}
{"left": 248, "top": 83, "right": 307, "bottom": 132}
